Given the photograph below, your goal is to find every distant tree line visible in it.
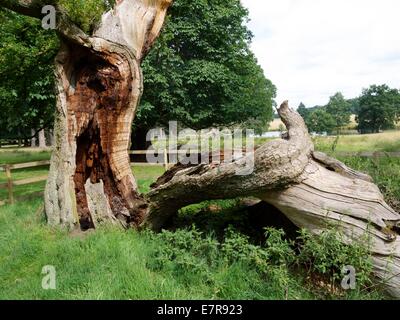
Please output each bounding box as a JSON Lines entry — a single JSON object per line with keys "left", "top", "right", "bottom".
{"left": 297, "top": 84, "right": 400, "bottom": 135}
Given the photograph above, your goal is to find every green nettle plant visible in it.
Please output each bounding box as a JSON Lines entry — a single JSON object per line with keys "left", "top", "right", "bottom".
{"left": 146, "top": 224, "right": 375, "bottom": 298}
{"left": 297, "top": 228, "right": 374, "bottom": 288}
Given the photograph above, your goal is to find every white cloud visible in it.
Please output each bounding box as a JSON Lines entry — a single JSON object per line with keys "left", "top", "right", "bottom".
{"left": 241, "top": 0, "right": 400, "bottom": 108}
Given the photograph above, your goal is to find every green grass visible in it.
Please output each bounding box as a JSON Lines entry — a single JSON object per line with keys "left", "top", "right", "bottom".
{"left": 0, "top": 165, "right": 165, "bottom": 201}
{"left": 0, "top": 200, "right": 307, "bottom": 300}
{"left": 0, "top": 200, "right": 384, "bottom": 300}
{"left": 0, "top": 149, "right": 166, "bottom": 199}
{"left": 132, "top": 166, "right": 165, "bottom": 194}
{"left": 0, "top": 149, "right": 51, "bottom": 165}
{"left": 0, "top": 200, "right": 194, "bottom": 300}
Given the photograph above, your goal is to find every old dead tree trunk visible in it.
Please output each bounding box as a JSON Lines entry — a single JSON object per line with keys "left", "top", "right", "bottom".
{"left": 0, "top": 0, "right": 172, "bottom": 229}
{"left": 145, "top": 102, "right": 400, "bottom": 298}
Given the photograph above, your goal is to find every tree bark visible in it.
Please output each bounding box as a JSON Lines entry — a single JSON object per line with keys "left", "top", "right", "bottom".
{"left": 144, "top": 101, "right": 400, "bottom": 298}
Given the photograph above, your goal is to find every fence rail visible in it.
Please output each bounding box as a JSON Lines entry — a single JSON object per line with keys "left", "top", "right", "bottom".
{"left": 0, "top": 161, "right": 51, "bottom": 205}
{"left": 335, "top": 151, "right": 400, "bottom": 158}
{"left": 1, "top": 150, "right": 399, "bottom": 206}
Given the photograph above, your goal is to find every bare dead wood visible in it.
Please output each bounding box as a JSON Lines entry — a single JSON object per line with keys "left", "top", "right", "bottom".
{"left": 145, "top": 101, "right": 314, "bottom": 229}
{"left": 144, "top": 101, "right": 400, "bottom": 298}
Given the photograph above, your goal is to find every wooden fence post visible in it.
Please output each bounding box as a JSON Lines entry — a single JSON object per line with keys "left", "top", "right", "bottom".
{"left": 163, "top": 148, "right": 169, "bottom": 171}
{"left": 5, "top": 165, "right": 14, "bottom": 205}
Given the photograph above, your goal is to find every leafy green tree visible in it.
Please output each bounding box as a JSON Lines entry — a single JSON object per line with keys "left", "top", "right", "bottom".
{"left": 306, "top": 109, "right": 336, "bottom": 135}
{"left": 297, "top": 102, "right": 310, "bottom": 122}
{"left": 326, "top": 92, "right": 351, "bottom": 133}
{"left": 357, "top": 84, "right": 400, "bottom": 133}
{"left": 347, "top": 97, "right": 360, "bottom": 114}
{"left": 0, "top": 9, "right": 58, "bottom": 142}
{"left": 135, "top": 0, "right": 276, "bottom": 146}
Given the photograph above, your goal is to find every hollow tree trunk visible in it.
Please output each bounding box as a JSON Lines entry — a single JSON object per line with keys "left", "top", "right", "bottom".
{"left": 144, "top": 101, "right": 400, "bottom": 298}
{"left": 0, "top": 0, "right": 172, "bottom": 229}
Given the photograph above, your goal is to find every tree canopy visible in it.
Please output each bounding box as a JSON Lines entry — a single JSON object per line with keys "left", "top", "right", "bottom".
{"left": 55, "top": 0, "right": 116, "bottom": 33}
{"left": 297, "top": 102, "right": 310, "bottom": 120}
{"left": 325, "top": 92, "right": 351, "bottom": 133}
{"left": 297, "top": 102, "right": 336, "bottom": 135}
{"left": 137, "top": 0, "right": 276, "bottom": 132}
{"left": 357, "top": 84, "right": 400, "bottom": 133}
{"left": 306, "top": 109, "right": 336, "bottom": 135}
{"left": 0, "top": 9, "right": 58, "bottom": 141}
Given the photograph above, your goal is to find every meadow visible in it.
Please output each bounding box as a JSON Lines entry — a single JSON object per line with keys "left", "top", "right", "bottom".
{"left": 0, "top": 131, "right": 399, "bottom": 300}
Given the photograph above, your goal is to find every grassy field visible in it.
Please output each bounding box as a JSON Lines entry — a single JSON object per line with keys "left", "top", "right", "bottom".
{"left": 0, "top": 131, "right": 399, "bottom": 300}
{"left": 314, "top": 130, "right": 400, "bottom": 153}
{"left": 0, "top": 148, "right": 51, "bottom": 165}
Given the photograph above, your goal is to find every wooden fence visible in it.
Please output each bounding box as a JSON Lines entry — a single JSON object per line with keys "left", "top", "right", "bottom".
{"left": 0, "top": 160, "right": 50, "bottom": 205}
{"left": 335, "top": 151, "right": 400, "bottom": 158}
{"left": 0, "top": 151, "right": 173, "bottom": 205}
{"left": 0, "top": 150, "right": 399, "bottom": 206}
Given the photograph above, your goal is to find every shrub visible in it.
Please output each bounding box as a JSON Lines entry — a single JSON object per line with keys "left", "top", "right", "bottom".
{"left": 296, "top": 228, "right": 374, "bottom": 288}
{"left": 145, "top": 224, "right": 377, "bottom": 298}
{"left": 146, "top": 227, "right": 220, "bottom": 283}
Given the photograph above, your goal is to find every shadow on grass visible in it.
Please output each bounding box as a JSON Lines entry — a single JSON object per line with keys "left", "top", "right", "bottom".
{"left": 163, "top": 199, "right": 299, "bottom": 244}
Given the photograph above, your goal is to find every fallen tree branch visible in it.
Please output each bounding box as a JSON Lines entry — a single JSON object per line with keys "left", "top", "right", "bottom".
{"left": 144, "top": 101, "right": 400, "bottom": 298}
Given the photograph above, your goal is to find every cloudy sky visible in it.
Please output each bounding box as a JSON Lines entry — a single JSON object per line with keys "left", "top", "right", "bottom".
{"left": 241, "top": 0, "right": 400, "bottom": 108}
